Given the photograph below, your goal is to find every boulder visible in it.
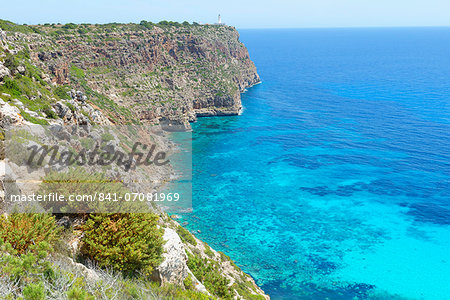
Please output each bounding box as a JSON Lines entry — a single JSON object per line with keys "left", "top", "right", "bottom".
{"left": 0, "top": 100, "right": 24, "bottom": 125}
{"left": 53, "top": 101, "right": 68, "bottom": 117}
{"left": 0, "top": 63, "right": 10, "bottom": 80}
{"left": 49, "top": 124, "right": 71, "bottom": 141}
{"left": 17, "top": 65, "right": 26, "bottom": 74}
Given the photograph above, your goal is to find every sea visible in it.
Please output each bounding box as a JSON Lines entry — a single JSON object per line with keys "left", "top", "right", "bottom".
{"left": 178, "top": 27, "right": 450, "bottom": 300}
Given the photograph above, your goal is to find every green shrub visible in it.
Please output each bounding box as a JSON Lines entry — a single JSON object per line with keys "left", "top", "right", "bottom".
{"left": 62, "top": 23, "right": 78, "bottom": 30}
{"left": 184, "top": 273, "right": 194, "bottom": 290}
{"left": 54, "top": 85, "right": 71, "bottom": 99}
{"left": 187, "top": 251, "right": 232, "bottom": 299}
{"left": 67, "top": 286, "right": 94, "bottom": 300}
{"left": 233, "top": 282, "right": 266, "bottom": 300}
{"left": 66, "top": 102, "right": 76, "bottom": 112}
{"left": 203, "top": 243, "right": 214, "bottom": 258}
{"left": 0, "top": 19, "right": 35, "bottom": 34}
{"left": 150, "top": 282, "right": 213, "bottom": 300}
{"left": 0, "top": 240, "right": 55, "bottom": 286}
{"left": 42, "top": 104, "right": 57, "bottom": 119}
{"left": 139, "top": 20, "right": 154, "bottom": 30}
{"left": 70, "top": 64, "right": 85, "bottom": 79}
{"left": 81, "top": 213, "right": 164, "bottom": 276}
{"left": 23, "top": 282, "right": 45, "bottom": 300}
{"left": 0, "top": 213, "right": 61, "bottom": 254}
{"left": 3, "top": 53, "right": 19, "bottom": 71}
{"left": 101, "top": 131, "right": 114, "bottom": 142}
{"left": 176, "top": 225, "right": 197, "bottom": 246}
{"left": 1, "top": 77, "right": 21, "bottom": 97}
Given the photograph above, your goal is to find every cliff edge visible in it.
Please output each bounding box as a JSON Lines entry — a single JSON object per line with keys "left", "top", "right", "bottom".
{"left": 21, "top": 22, "right": 260, "bottom": 127}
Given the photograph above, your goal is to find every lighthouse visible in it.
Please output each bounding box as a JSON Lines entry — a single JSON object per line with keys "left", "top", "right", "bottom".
{"left": 216, "top": 14, "right": 224, "bottom": 25}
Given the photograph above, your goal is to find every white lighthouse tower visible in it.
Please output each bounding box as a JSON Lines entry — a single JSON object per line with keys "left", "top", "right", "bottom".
{"left": 217, "top": 14, "right": 223, "bottom": 25}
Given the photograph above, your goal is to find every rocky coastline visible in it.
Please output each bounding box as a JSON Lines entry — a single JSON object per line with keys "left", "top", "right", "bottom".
{"left": 0, "top": 20, "right": 268, "bottom": 299}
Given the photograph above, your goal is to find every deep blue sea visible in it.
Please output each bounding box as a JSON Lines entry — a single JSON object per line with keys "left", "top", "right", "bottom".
{"left": 180, "top": 28, "right": 450, "bottom": 300}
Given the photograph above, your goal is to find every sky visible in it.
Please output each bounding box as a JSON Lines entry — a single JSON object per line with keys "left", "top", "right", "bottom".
{"left": 1, "top": 0, "right": 450, "bottom": 29}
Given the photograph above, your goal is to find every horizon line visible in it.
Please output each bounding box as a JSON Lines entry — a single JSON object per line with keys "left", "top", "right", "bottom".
{"left": 237, "top": 25, "right": 450, "bottom": 30}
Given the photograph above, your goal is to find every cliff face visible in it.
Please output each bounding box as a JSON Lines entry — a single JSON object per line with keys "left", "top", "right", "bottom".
{"left": 25, "top": 23, "right": 260, "bottom": 127}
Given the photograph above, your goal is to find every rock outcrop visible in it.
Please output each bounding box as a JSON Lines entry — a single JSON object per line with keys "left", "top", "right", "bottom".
{"left": 154, "top": 227, "right": 189, "bottom": 286}
{"left": 0, "top": 63, "right": 10, "bottom": 80}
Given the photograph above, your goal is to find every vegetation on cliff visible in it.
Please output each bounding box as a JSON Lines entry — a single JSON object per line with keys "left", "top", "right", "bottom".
{"left": 81, "top": 213, "right": 164, "bottom": 276}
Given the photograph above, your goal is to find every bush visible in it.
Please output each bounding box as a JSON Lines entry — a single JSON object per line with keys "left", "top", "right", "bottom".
{"left": 3, "top": 53, "right": 19, "bottom": 71}
{"left": 139, "top": 20, "right": 154, "bottom": 30}
{"left": 187, "top": 251, "right": 232, "bottom": 299}
{"left": 150, "top": 282, "right": 212, "bottom": 300}
{"left": 54, "top": 85, "right": 71, "bottom": 100}
{"left": 66, "top": 102, "right": 76, "bottom": 112}
{"left": 70, "top": 64, "right": 85, "bottom": 79}
{"left": 23, "top": 282, "right": 45, "bottom": 300}
{"left": 42, "top": 104, "right": 57, "bottom": 119}
{"left": 62, "top": 23, "right": 78, "bottom": 30}
{"left": 184, "top": 273, "right": 194, "bottom": 290}
{"left": 81, "top": 213, "right": 164, "bottom": 276}
{"left": 67, "top": 286, "right": 94, "bottom": 300}
{"left": 0, "top": 19, "right": 35, "bottom": 34}
{"left": 0, "top": 240, "right": 55, "bottom": 287}
{"left": 176, "top": 225, "right": 197, "bottom": 246}
{"left": 203, "top": 243, "right": 214, "bottom": 258}
{"left": 0, "top": 213, "right": 61, "bottom": 254}
{"left": 1, "top": 77, "right": 21, "bottom": 97}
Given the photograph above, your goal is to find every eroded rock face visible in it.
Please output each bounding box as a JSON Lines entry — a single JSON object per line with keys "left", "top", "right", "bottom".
{"left": 154, "top": 227, "right": 189, "bottom": 286}
{"left": 25, "top": 25, "right": 260, "bottom": 125}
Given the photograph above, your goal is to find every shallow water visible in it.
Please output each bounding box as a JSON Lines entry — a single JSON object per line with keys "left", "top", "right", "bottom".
{"left": 180, "top": 28, "right": 450, "bottom": 299}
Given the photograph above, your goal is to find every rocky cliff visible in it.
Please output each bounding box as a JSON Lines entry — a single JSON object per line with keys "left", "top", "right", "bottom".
{"left": 18, "top": 22, "right": 260, "bottom": 127}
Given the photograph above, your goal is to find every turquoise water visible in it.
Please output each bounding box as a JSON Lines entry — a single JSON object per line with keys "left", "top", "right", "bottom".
{"left": 180, "top": 28, "right": 450, "bottom": 299}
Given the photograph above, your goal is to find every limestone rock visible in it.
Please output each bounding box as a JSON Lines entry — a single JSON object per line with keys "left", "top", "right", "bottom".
{"left": 0, "top": 100, "right": 24, "bottom": 125}
{"left": 55, "top": 255, "right": 100, "bottom": 282}
{"left": 154, "top": 227, "right": 189, "bottom": 286}
{"left": 53, "top": 101, "right": 70, "bottom": 118}
{"left": 17, "top": 65, "right": 26, "bottom": 74}
{"left": 0, "top": 63, "right": 10, "bottom": 80}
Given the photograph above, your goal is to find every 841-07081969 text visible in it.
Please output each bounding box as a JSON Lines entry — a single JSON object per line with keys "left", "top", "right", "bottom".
{"left": 8, "top": 192, "right": 180, "bottom": 203}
